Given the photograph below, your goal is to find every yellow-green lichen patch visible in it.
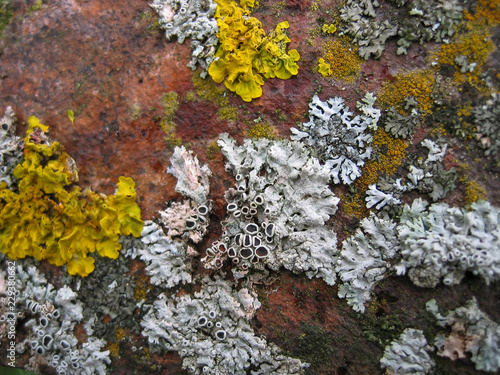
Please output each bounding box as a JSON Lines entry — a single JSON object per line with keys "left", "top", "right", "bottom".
{"left": 192, "top": 70, "right": 239, "bottom": 122}
{"left": 457, "top": 164, "right": 488, "bottom": 207}
{"left": 343, "top": 129, "right": 408, "bottom": 219}
{"left": 0, "top": 0, "right": 13, "bottom": 37}
{"left": 206, "top": 138, "right": 222, "bottom": 160}
{"left": 208, "top": 0, "right": 300, "bottom": 102}
{"left": 158, "top": 92, "right": 182, "bottom": 146}
{"left": 0, "top": 117, "right": 144, "bottom": 277}
{"left": 246, "top": 121, "right": 278, "bottom": 140}
{"left": 317, "top": 37, "right": 363, "bottom": 82}
{"left": 378, "top": 69, "right": 435, "bottom": 114}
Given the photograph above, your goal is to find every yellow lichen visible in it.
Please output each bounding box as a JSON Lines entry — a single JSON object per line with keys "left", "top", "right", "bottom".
{"left": 134, "top": 273, "right": 152, "bottom": 301}
{"left": 378, "top": 70, "right": 434, "bottom": 113}
{"left": 464, "top": 0, "right": 500, "bottom": 27}
{"left": 209, "top": 0, "right": 300, "bottom": 102}
{"left": 431, "top": 0, "right": 499, "bottom": 92}
{"left": 319, "top": 37, "right": 363, "bottom": 82}
{"left": 457, "top": 164, "right": 488, "bottom": 206}
{"left": 322, "top": 23, "right": 337, "bottom": 34}
{"left": 0, "top": 117, "right": 144, "bottom": 277}
{"left": 317, "top": 58, "right": 333, "bottom": 78}
{"left": 206, "top": 139, "right": 222, "bottom": 160}
{"left": 432, "top": 28, "right": 494, "bottom": 90}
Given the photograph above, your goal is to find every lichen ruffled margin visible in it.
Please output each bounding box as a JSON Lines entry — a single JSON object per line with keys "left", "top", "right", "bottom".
{"left": 0, "top": 116, "right": 144, "bottom": 277}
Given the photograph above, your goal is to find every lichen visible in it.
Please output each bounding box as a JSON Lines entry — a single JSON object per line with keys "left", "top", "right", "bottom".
{"left": 209, "top": 134, "right": 340, "bottom": 284}
{"left": 158, "top": 92, "right": 182, "bottom": 147}
{"left": 378, "top": 69, "right": 435, "bottom": 114}
{"left": 150, "top": 0, "right": 219, "bottom": 74}
{"left": 395, "top": 199, "right": 500, "bottom": 288}
{"left": 343, "top": 128, "right": 408, "bottom": 219}
{"left": 380, "top": 328, "right": 435, "bottom": 375}
{"left": 0, "top": 117, "right": 144, "bottom": 277}
{"left": 246, "top": 121, "right": 278, "bottom": 140}
{"left": 318, "top": 37, "right": 363, "bottom": 82}
{"left": 336, "top": 213, "right": 400, "bottom": 312}
{"left": 428, "top": 297, "right": 500, "bottom": 372}
{"left": 291, "top": 93, "right": 377, "bottom": 185}
{"left": 208, "top": 0, "right": 300, "bottom": 101}
{"left": 0, "top": 107, "right": 23, "bottom": 189}
{"left": 141, "top": 276, "right": 307, "bottom": 374}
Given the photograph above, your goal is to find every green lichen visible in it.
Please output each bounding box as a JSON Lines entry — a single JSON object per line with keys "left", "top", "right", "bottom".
{"left": 289, "top": 324, "right": 334, "bottom": 369}
{"left": 206, "top": 139, "right": 221, "bottom": 160}
{"left": 246, "top": 122, "right": 278, "bottom": 140}
{"left": 0, "top": 0, "right": 13, "bottom": 37}
{"left": 192, "top": 71, "right": 239, "bottom": 122}
{"left": 158, "top": 92, "right": 182, "bottom": 146}
{"left": 0, "top": 117, "right": 144, "bottom": 277}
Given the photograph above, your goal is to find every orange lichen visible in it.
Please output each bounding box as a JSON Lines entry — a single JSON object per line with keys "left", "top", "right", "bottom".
{"left": 464, "top": 0, "right": 500, "bottom": 26}
{"left": 343, "top": 129, "right": 408, "bottom": 218}
{"left": 433, "top": 28, "right": 494, "bottom": 89}
{"left": 378, "top": 70, "right": 434, "bottom": 114}
{"left": 319, "top": 37, "right": 363, "bottom": 82}
{"left": 431, "top": 0, "right": 499, "bottom": 91}
{"left": 134, "top": 273, "right": 152, "bottom": 301}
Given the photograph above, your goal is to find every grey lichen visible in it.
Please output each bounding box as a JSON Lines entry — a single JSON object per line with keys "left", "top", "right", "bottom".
{"left": 384, "top": 97, "right": 421, "bottom": 139}
{"left": 396, "top": 0, "right": 463, "bottom": 55}
{"left": 167, "top": 145, "right": 213, "bottom": 242}
{"left": 380, "top": 328, "right": 435, "bottom": 375}
{"left": 150, "top": 0, "right": 218, "bottom": 75}
{"left": 0, "top": 106, "right": 23, "bottom": 188}
{"left": 291, "top": 94, "right": 376, "bottom": 185}
{"left": 122, "top": 220, "right": 193, "bottom": 288}
{"left": 0, "top": 258, "right": 110, "bottom": 375}
{"left": 339, "top": 0, "right": 463, "bottom": 59}
{"left": 395, "top": 199, "right": 500, "bottom": 288}
{"left": 472, "top": 93, "right": 500, "bottom": 159}
{"left": 141, "top": 276, "right": 307, "bottom": 374}
{"left": 336, "top": 213, "right": 400, "bottom": 312}
{"left": 78, "top": 253, "right": 141, "bottom": 338}
{"left": 427, "top": 298, "right": 500, "bottom": 372}
{"left": 207, "top": 134, "right": 339, "bottom": 285}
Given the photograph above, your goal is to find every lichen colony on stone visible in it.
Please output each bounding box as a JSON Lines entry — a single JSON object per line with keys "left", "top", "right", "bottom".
{"left": 212, "top": 134, "right": 340, "bottom": 284}
{"left": 141, "top": 276, "right": 307, "bottom": 374}
{"left": 291, "top": 93, "right": 376, "bottom": 185}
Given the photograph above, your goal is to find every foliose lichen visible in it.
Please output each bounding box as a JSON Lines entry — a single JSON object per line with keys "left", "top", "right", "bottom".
{"left": 150, "top": 0, "right": 219, "bottom": 75}
{"left": 0, "top": 258, "right": 110, "bottom": 375}
{"left": 380, "top": 328, "right": 435, "bottom": 375}
{"left": 395, "top": 199, "right": 500, "bottom": 288}
{"left": 141, "top": 276, "right": 307, "bottom": 374}
{"left": 0, "top": 107, "right": 23, "bottom": 189}
{"left": 208, "top": 0, "right": 300, "bottom": 101}
{"left": 383, "top": 96, "right": 421, "bottom": 139}
{"left": 122, "top": 220, "right": 193, "bottom": 288}
{"left": 207, "top": 134, "right": 339, "bottom": 284}
{"left": 472, "top": 93, "right": 500, "bottom": 159}
{"left": 0, "top": 117, "right": 144, "bottom": 277}
{"left": 339, "top": 0, "right": 463, "bottom": 59}
{"left": 427, "top": 298, "right": 500, "bottom": 372}
{"left": 336, "top": 213, "right": 400, "bottom": 312}
{"left": 291, "top": 93, "right": 377, "bottom": 185}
